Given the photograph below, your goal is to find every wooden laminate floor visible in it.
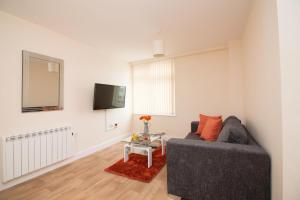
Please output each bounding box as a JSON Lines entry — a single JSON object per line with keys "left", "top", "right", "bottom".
{"left": 0, "top": 143, "right": 180, "bottom": 200}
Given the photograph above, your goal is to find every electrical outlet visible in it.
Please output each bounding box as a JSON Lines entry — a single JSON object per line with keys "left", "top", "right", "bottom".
{"left": 105, "top": 122, "right": 119, "bottom": 131}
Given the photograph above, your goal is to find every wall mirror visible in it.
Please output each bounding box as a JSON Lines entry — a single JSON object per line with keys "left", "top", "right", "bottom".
{"left": 22, "top": 50, "right": 64, "bottom": 112}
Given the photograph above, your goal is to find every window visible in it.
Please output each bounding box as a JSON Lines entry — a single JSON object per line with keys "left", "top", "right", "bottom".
{"left": 133, "top": 59, "right": 175, "bottom": 116}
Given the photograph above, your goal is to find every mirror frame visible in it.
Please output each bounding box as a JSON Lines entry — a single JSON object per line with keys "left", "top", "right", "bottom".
{"left": 22, "top": 50, "right": 64, "bottom": 112}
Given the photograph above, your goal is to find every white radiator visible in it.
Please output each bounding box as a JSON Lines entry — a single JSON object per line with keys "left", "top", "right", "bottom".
{"left": 1, "top": 126, "right": 74, "bottom": 182}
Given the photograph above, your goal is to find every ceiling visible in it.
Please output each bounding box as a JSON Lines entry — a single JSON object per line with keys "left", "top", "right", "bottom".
{"left": 0, "top": 0, "right": 251, "bottom": 62}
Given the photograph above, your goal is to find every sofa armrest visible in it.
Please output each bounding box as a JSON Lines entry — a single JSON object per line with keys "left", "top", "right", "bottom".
{"left": 191, "top": 121, "right": 199, "bottom": 133}
{"left": 167, "top": 138, "right": 270, "bottom": 200}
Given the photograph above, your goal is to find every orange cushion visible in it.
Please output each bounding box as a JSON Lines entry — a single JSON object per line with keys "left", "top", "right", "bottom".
{"left": 200, "top": 118, "right": 222, "bottom": 141}
{"left": 197, "top": 114, "right": 222, "bottom": 135}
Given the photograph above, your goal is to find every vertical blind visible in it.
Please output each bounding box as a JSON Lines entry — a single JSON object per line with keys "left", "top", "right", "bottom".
{"left": 133, "top": 59, "right": 175, "bottom": 116}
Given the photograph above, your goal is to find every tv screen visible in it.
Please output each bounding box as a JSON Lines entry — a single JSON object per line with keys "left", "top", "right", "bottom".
{"left": 93, "top": 83, "right": 126, "bottom": 110}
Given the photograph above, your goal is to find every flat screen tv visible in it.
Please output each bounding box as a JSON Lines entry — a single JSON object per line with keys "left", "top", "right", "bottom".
{"left": 93, "top": 83, "right": 126, "bottom": 110}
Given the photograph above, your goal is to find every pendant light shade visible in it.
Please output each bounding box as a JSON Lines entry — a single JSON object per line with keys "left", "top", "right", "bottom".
{"left": 153, "top": 39, "right": 165, "bottom": 57}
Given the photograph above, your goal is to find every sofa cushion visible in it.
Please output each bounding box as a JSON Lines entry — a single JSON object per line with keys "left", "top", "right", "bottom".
{"left": 223, "top": 115, "right": 241, "bottom": 126}
{"left": 217, "top": 119, "right": 248, "bottom": 144}
{"left": 197, "top": 114, "right": 222, "bottom": 135}
{"left": 228, "top": 125, "right": 249, "bottom": 144}
{"left": 201, "top": 118, "right": 223, "bottom": 141}
{"left": 243, "top": 125, "right": 259, "bottom": 146}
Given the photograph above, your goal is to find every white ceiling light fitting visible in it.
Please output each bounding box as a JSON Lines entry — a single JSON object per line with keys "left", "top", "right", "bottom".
{"left": 152, "top": 30, "right": 165, "bottom": 57}
{"left": 153, "top": 39, "right": 164, "bottom": 57}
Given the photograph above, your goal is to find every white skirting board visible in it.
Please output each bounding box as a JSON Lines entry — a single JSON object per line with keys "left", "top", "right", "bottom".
{"left": 0, "top": 133, "right": 130, "bottom": 191}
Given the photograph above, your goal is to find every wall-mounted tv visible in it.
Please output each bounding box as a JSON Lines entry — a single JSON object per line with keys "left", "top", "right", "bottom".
{"left": 93, "top": 83, "right": 126, "bottom": 110}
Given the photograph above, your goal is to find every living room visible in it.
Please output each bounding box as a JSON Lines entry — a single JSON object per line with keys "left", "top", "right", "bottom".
{"left": 0, "top": 0, "right": 299, "bottom": 200}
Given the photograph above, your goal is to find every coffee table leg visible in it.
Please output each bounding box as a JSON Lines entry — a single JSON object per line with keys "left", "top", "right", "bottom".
{"left": 124, "top": 145, "right": 129, "bottom": 162}
{"left": 147, "top": 147, "right": 152, "bottom": 168}
{"left": 161, "top": 137, "right": 165, "bottom": 155}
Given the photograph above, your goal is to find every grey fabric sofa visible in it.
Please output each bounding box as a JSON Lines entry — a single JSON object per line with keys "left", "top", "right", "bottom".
{"left": 166, "top": 116, "right": 271, "bottom": 200}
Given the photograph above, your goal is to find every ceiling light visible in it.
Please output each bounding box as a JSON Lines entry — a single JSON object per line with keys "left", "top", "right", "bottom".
{"left": 153, "top": 39, "right": 165, "bottom": 57}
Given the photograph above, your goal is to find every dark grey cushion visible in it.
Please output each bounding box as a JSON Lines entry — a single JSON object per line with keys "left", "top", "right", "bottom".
{"left": 218, "top": 117, "right": 248, "bottom": 144}
{"left": 227, "top": 125, "right": 249, "bottom": 144}
{"left": 223, "top": 115, "right": 241, "bottom": 126}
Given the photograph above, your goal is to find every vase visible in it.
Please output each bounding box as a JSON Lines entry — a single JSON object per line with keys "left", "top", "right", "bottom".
{"left": 144, "top": 122, "right": 149, "bottom": 134}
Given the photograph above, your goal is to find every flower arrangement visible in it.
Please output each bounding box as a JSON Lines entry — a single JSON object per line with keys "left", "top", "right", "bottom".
{"left": 139, "top": 115, "right": 152, "bottom": 134}
{"left": 139, "top": 115, "right": 152, "bottom": 122}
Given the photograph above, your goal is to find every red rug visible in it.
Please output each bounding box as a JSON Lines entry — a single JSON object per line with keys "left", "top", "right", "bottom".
{"left": 104, "top": 147, "right": 166, "bottom": 183}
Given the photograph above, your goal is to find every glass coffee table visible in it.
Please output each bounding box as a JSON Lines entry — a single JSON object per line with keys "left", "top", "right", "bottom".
{"left": 123, "top": 133, "right": 166, "bottom": 168}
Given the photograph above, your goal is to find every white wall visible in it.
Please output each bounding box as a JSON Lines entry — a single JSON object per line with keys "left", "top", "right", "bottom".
{"left": 228, "top": 40, "right": 244, "bottom": 122}
{"left": 241, "top": 1, "right": 282, "bottom": 199}
{"left": 0, "top": 12, "right": 132, "bottom": 187}
{"left": 132, "top": 48, "right": 244, "bottom": 138}
{"left": 277, "top": 0, "right": 300, "bottom": 199}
